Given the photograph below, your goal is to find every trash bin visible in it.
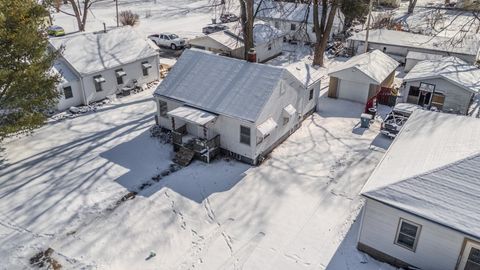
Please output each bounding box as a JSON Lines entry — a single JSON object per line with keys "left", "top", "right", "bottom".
{"left": 361, "top": 113, "right": 373, "bottom": 128}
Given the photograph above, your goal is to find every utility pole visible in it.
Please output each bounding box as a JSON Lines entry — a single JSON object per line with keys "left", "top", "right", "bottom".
{"left": 364, "top": 0, "right": 373, "bottom": 53}
{"left": 115, "top": 0, "right": 119, "bottom": 27}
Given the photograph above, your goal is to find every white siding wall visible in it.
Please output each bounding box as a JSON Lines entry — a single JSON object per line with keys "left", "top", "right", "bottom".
{"left": 402, "top": 78, "right": 474, "bottom": 114}
{"left": 253, "top": 37, "right": 283, "bottom": 63}
{"left": 56, "top": 80, "right": 83, "bottom": 111}
{"left": 330, "top": 68, "right": 374, "bottom": 104}
{"left": 359, "top": 199, "right": 479, "bottom": 270}
{"left": 154, "top": 96, "right": 256, "bottom": 160}
{"left": 82, "top": 56, "right": 160, "bottom": 104}
{"left": 264, "top": 19, "right": 342, "bottom": 43}
{"left": 351, "top": 41, "right": 476, "bottom": 64}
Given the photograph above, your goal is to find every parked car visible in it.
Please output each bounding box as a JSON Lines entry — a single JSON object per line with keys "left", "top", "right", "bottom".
{"left": 148, "top": 33, "right": 186, "bottom": 50}
{"left": 47, "top": 25, "right": 65, "bottom": 37}
{"left": 202, "top": 24, "right": 229, "bottom": 35}
{"left": 381, "top": 103, "right": 422, "bottom": 138}
{"left": 220, "top": 13, "right": 239, "bottom": 23}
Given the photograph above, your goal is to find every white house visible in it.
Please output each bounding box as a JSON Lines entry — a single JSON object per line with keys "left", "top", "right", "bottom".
{"left": 254, "top": 0, "right": 344, "bottom": 43}
{"left": 358, "top": 109, "right": 480, "bottom": 270}
{"left": 49, "top": 26, "right": 160, "bottom": 111}
{"left": 153, "top": 49, "right": 320, "bottom": 165}
{"left": 348, "top": 29, "right": 480, "bottom": 64}
{"left": 188, "top": 22, "right": 284, "bottom": 63}
{"left": 401, "top": 56, "right": 480, "bottom": 114}
{"left": 327, "top": 50, "right": 399, "bottom": 106}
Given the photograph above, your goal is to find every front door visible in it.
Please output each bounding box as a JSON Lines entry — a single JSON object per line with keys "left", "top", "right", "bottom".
{"left": 458, "top": 240, "right": 480, "bottom": 270}
{"left": 418, "top": 91, "right": 432, "bottom": 107}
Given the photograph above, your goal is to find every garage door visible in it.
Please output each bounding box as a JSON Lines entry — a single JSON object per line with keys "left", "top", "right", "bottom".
{"left": 338, "top": 79, "right": 368, "bottom": 104}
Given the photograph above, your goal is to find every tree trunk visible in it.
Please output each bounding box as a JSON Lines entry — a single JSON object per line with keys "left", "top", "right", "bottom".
{"left": 407, "top": 0, "right": 417, "bottom": 14}
{"left": 240, "top": 0, "right": 255, "bottom": 59}
{"left": 313, "top": 1, "right": 338, "bottom": 66}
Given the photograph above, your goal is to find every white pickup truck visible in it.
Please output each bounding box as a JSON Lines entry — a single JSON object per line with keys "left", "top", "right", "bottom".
{"left": 148, "top": 33, "right": 186, "bottom": 50}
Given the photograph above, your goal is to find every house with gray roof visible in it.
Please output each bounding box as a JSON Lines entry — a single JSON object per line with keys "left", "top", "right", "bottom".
{"left": 49, "top": 26, "right": 159, "bottom": 111}
{"left": 153, "top": 49, "right": 320, "bottom": 165}
{"left": 401, "top": 56, "right": 480, "bottom": 114}
{"left": 358, "top": 110, "right": 480, "bottom": 270}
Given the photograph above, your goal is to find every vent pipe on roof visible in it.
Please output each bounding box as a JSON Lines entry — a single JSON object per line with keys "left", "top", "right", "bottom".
{"left": 247, "top": 48, "right": 257, "bottom": 63}
{"left": 103, "top": 22, "right": 107, "bottom": 33}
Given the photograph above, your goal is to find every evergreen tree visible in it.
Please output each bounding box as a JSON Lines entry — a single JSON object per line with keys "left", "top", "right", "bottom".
{"left": 0, "top": 0, "right": 59, "bottom": 138}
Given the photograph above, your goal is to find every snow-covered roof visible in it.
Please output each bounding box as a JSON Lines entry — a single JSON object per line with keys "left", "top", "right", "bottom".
{"left": 349, "top": 29, "right": 480, "bottom": 57}
{"left": 362, "top": 110, "right": 480, "bottom": 239}
{"left": 406, "top": 51, "right": 443, "bottom": 61}
{"left": 403, "top": 56, "right": 480, "bottom": 93}
{"left": 286, "top": 61, "right": 323, "bottom": 87}
{"left": 206, "top": 22, "right": 283, "bottom": 51}
{"left": 167, "top": 106, "right": 217, "bottom": 126}
{"left": 328, "top": 50, "right": 399, "bottom": 84}
{"left": 255, "top": 0, "right": 343, "bottom": 24}
{"left": 49, "top": 26, "right": 159, "bottom": 76}
{"left": 154, "top": 49, "right": 288, "bottom": 122}
{"left": 52, "top": 60, "right": 78, "bottom": 83}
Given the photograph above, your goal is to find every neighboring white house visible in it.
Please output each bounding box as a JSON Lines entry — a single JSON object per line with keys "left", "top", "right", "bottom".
{"left": 188, "top": 22, "right": 284, "bottom": 63}
{"left": 401, "top": 56, "right": 480, "bottom": 114}
{"left": 404, "top": 51, "right": 444, "bottom": 72}
{"left": 255, "top": 0, "right": 344, "bottom": 43}
{"left": 49, "top": 26, "right": 160, "bottom": 111}
{"left": 327, "top": 50, "right": 399, "bottom": 105}
{"left": 153, "top": 49, "right": 320, "bottom": 165}
{"left": 358, "top": 109, "right": 480, "bottom": 270}
{"left": 348, "top": 29, "right": 480, "bottom": 64}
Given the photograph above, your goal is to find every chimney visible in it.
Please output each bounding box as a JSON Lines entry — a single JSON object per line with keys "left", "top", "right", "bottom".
{"left": 247, "top": 48, "right": 257, "bottom": 63}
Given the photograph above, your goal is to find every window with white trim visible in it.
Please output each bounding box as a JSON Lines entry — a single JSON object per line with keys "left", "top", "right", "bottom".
{"left": 395, "top": 218, "right": 421, "bottom": 251}
{"left": 240, "top": 125, "right": 251, "bottom": 146}
{"left": 309, "top": 89, "right": 314, "bottom": 100}
{"left": 63, "top": 86, "right": 73, "bottom": 99}
{"left": 465, "top": 247, "right": 480, "bottom": 270}
{"left": 158, "top": 100, "right": 168, "bottom": 118}
{"left": 290, "top": 23, "right": 296, "bottom": 31}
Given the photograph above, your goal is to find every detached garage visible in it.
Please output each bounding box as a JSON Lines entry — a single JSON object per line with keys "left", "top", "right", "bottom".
{"left": 328, "top": 50, "right": 399, "bottom": 106}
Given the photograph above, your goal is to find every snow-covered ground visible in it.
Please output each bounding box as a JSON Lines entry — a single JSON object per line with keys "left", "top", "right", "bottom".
{"left": 0, "top": 81, "right": 396, "bottom": 269}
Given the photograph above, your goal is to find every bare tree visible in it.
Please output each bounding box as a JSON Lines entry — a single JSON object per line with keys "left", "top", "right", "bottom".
{"left": 119, "top": 10, "right": 139, "bottom": 26}
{"left": 408, "top": 0, "right": 418, "bottom": 14}
{"left": 47, "top": 0, "right": 106, "bottom": 31}
{"left": 312, "top": 0, "right": 339, "bottom": 66}
{"left": 239, "top": 0, "right": 255, "bottom": 58}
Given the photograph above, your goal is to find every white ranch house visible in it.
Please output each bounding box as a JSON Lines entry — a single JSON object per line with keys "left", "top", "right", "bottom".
{"left": 348, "top": 29, "right": 480, "bottom": 64}
{"left": 402, "top": 56, "right": 480, "bottom": 115}
{"left": 327, "top": 50, "right": 399, "bottom": 106}
{"left": 188, "top": 22, "right": 284, "bottom": 63}
{"left": 153, "top": 49, "right": 321, "bottom": 165}
{"left": 49, "top": 26, "right": 160, "bottom": 111}
{"left": 255, "top": 0, "right": 344, "bottom": 43}
{"left": 358, "top": 110, "right": 480, "bottom": 270}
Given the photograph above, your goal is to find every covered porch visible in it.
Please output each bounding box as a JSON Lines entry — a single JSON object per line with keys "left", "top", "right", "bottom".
{"left": 168, "top": 106, "right": 221, "bottom": 164}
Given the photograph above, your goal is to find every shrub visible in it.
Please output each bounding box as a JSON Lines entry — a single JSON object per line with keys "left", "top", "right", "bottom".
{"left": 119, "top": 10, "right": 139, "bottom": 26}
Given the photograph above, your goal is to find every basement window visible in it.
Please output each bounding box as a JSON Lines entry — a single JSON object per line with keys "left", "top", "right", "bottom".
{"left": 395, "top": 218, "right": 421, "bottom": 252}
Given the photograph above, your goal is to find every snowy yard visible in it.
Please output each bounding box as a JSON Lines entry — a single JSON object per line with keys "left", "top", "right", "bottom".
{"left": 0, "top": 85, "right": 395, "bottom": 269}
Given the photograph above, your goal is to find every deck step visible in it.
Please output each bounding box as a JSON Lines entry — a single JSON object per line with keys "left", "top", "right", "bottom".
{"left": 173, "top": 147, "right": 195, "bottom": 166}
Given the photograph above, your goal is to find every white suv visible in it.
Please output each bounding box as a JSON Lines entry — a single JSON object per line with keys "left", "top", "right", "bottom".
{"left": 148, "top": 33, "right": 186, "bottom": 50}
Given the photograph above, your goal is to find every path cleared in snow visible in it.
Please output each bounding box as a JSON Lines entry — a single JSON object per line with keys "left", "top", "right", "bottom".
{"left": 0, "top": 85, "right": 395, "bottom": 269}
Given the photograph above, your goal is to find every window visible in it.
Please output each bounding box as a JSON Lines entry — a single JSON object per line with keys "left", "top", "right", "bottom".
{"left": 419, "top": 82, "right": 435, "bottom": 92}
{"left": 142, "top": 61, "right": 152, "bottom": 76}
{"left": 465, "top": 247, "right": 480, "bottom": 270}
{"left": 63, "top": 86, "right": 73, "bottom": 99}
{"left": 115, "top": 69, "right": 126, "bottom": 85}
{"left": 158, "top": 100, "right": 168, "bottom": 118}
{"left": 395, "top": 219, "right": 421, "bottom": 251}
{"left": 240, "top": 125, "right": 251, "bottom": 146}
{"left": 431, "top": 92, "right": 445, "bottom": 110}
{"left": 290, "top": 23, "right": 296, "bottom": 31}
{"left": 408, "top": 86, "right": 420, "bottom": 97}
{"left": 309, "top": 89, "right": 314, "bottom": 100}
{"left": 268, "top": 43, "right": 272, "bottom": 51}
{"left": 93, "top": 75, "right": 105, "bottom": 92}
{"left": 283, "top": 117, "right": 289, "bottom": 126}
{"left": 274, "top": 21, "right": 280, "bottom": 29}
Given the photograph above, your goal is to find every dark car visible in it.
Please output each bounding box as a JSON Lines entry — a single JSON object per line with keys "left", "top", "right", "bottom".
{"left": 220, "top": 13, "right": 239, "bottom": 23}
{"left": 381, "top": 103, "right": 422, "bottom": 138}
{"left": 202, "top": 24, "right": 229, "bottom": 35}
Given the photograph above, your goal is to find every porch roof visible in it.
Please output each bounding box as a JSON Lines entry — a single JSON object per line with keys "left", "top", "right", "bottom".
{"left": 167, "top": 106, "right": 217, "bottom": 126}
